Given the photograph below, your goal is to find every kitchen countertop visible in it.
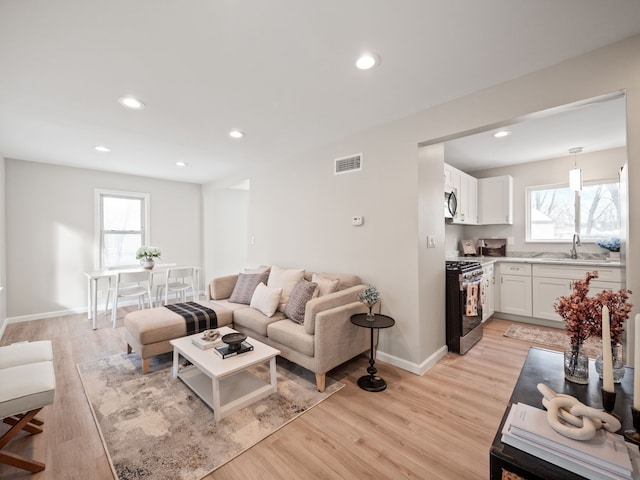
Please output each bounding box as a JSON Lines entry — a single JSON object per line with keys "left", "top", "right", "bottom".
{"left": 451, "top": 256, "right": 621, "bottom": 268}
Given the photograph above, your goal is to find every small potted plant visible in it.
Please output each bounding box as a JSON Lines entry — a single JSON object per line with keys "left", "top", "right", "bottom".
{"left": 357, "top": 285, "right": 380, "bottom": 319}
{"left": 135, "top": 246, "right": 161, "bottom": 270}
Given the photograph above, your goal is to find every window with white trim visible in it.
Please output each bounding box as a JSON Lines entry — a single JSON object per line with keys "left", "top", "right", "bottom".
{"left": 96, "top": 190, "right": 149, "bottom": 268}
{"left": 526, "top": 179, "right": 620, "bottom": 242}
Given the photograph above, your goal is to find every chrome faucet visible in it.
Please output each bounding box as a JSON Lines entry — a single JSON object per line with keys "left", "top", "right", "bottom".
{"left": 570, "top": 233, "right": 581, "bottom": 259}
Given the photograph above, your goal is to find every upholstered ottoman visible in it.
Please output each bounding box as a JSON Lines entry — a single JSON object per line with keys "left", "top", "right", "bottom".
{"left": 124, "top": 302, "right": 233, "bottom": 374}
{"left": 0, "top": 341, "right": 56, "bottom": 473}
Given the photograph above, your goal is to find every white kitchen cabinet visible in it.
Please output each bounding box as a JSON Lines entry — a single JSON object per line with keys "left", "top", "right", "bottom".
{"left": 531, "top": 264, "right": 622, "bottom": 322}
{"left": 444, "top": 163, "right": 454, "bottom": 190}
{"left": 450, "top": 167, "right": 478, "bottom": 225}
{"left": 498, "top": 263, "right": 532, "bottom": 317}
{"left": 532, "top": 277, "right": 572, "bottom": 321}
{"left": 482, "top": 262, "right": 495, "bottom": 321}
{"left": 479, "top": 175, "right": 513, "bottom": 225}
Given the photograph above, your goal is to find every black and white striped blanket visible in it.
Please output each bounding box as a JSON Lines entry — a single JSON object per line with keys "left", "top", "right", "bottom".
{"left": 164, "top": 302, "right": 218, "bottom": 335}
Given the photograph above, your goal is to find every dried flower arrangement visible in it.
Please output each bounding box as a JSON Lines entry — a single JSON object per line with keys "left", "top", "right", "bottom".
{"left": 554, "top": 270, "right": 632, "bottom": 347}
{"left": 554, "top": 271, "right": 601, "bottom": 348}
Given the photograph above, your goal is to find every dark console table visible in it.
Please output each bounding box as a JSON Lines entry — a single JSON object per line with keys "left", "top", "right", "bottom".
{"left": 490, "top": 347, "right": 635, "bottom": 480}
{"left": 350, "top": 313, "right": 395, "bottom": 392}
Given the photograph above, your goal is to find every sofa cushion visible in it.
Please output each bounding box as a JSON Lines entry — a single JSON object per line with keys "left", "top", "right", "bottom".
{"left": 267, "top": 320, "right": 314, "bottom": 357}
{"left": 207, "top": 299, "right": 250, "bottom": 312}
{"left": 267, "top": 266, "right": 304, "bottom": 308}
{"left": 250, "top": 282, "right": 282, "bottom": 317}
{"left": 233, "top": 308, "right": 286, "bottom": 336}
{"left": 283, "top": 279, "right": 317, "bottom": 324}
{"left": 311, "top": 273, "right": 340, "bottom": 297}
{"left": 228, "top": 272, "right": 269, "bottom": 304}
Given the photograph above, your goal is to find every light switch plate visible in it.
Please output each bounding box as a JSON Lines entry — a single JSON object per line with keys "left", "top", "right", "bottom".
{"left": 352, "top": 216, "right": 364, "bottom": 226}
{"left": 427, "top": 235, "right": 436, "bottom": 248}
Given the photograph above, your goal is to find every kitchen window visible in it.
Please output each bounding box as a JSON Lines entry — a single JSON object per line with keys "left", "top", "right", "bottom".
{"left": 96, "top": 189, "right": 150, "bottom": 268}
{"left": 526, "top": 179, "right": 620, "bottom": 242}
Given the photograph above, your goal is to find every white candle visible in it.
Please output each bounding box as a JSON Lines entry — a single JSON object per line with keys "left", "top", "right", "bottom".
{"left": 602, "top": 305, "right": 614, "bottom": 393}
{"left": 635, "top": 315, "right": 640, "bottom": 409}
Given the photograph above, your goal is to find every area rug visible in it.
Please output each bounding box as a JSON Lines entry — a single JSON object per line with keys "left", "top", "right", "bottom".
{"left": 503, "top": 324, "right": 602, "bottom": 358}
{"left": 77, "top": 353, "right": 343, "bottom": 480}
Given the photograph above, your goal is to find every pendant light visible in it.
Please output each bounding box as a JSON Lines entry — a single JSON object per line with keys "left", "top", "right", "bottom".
{"left": 569, "top": 147, "right": 583, "bottom": 192}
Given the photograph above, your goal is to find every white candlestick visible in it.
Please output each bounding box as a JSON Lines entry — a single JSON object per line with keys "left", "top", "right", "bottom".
{"left": 602, "top": 305, "right": 614, "bottom": 393}
{"left": 635, "top": 315, "right": 640, "bottom": 409}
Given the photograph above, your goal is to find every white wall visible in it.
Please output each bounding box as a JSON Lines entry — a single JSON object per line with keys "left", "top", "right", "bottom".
{"left": 203, "top": 34, "right": 640, "bottom": 374}
{"left": 0, "top": 154, "right": 6, "bottom": 337}
{"left": 202, "top": 184, "right": 250, "bottom": 281}
{"left": 458, "top": 147, "right": 627, "bottom": 254}
{"left": 5, "top": 159, "right": 202, "bottom": 320}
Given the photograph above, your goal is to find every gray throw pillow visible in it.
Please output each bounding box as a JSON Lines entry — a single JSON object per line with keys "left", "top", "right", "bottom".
{"left": 284, "top": 279, "right": 318, "bottom": 324}
{"left": 229, "top": 272, "right": 269, "bottom": 304}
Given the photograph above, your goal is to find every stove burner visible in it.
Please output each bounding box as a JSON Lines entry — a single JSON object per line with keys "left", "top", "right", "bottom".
{"left": 446, "top": 261, "right": 482, "bottom": 273}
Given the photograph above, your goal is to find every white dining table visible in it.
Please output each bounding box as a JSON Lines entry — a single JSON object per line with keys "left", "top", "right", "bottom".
{"left": 84, "top": 264, "right": 200, "bottom": 329}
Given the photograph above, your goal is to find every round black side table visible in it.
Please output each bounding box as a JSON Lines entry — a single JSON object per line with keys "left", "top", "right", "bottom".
{"left": 350, "top": 313, "right": 395, "bottom": 392}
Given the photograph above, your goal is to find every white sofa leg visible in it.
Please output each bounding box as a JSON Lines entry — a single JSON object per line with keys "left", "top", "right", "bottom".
{"left": 315, "top": 373, "right": 326, "bottom": 392}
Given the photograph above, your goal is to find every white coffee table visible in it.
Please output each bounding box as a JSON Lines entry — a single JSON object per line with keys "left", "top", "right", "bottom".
{"left": 170, "top": 326, "right": 281, "bottom": 422}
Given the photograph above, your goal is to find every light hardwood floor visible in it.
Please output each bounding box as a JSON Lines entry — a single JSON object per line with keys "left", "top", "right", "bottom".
{"left": 0, "top": 313, "right": 566, "bottom": 480}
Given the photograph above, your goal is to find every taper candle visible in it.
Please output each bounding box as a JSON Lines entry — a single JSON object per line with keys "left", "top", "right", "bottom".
{"left": 635, "top": 315, "right": 640, "bottom": 409}
{"left": 602, "top": 305, "right": 614, "bottom": 392}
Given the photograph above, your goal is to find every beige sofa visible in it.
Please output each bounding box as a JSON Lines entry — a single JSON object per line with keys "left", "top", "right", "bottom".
{"left": 206, "top": 270, "right": 372, "bottom": 392}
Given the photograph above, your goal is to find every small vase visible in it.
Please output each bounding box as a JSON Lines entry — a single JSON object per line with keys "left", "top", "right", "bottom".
{"left": 564, "top": 345, "right": 589, "bottom": 384}
{"left": 140, "top": 257, "right": 155, "bottom": 270}
{"left": 367, "top": 305, "right": 376, "bottom": 320}
{"left": 595, "top": 343, "right": 625, "bottom": 383}
{"left": 609, "top": 251, "right": 621, "bottom": 262}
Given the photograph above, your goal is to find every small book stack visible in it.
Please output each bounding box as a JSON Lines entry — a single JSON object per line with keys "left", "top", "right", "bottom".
{"left": 191, "top": 335, "right": 221, "bottom": 350}
{"left": 214, "top": 341, "right": 254, "bottom": 359}
{"left": 501, "top": 403, "right": 640, "bottom": 480}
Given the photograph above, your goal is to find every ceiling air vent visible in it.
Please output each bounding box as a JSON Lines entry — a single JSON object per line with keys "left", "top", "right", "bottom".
{"left": 334, "top": 153, "right": 362, "bottom": 175}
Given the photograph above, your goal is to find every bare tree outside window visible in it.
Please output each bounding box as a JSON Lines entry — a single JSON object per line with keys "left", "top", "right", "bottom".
{"left": 527, "top": 180, "right": 619, "bottom": 242}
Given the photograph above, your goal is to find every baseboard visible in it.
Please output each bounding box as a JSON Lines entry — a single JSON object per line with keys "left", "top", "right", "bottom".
{"left": 491, "top": 312, "right": 564, "bottom": 330}
{"left": 6, "top": 292, "right": 207, "bottom": 325}
{"left": 376, "top": 344, "right": 448, "bottom": 376}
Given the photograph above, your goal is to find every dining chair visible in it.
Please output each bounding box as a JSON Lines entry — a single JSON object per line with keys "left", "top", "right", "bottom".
{"left": 109, "top": 271, "right": 153, "bottom": 327}
{"left": 156, "top": 267, "right": 197, "bottom": 306}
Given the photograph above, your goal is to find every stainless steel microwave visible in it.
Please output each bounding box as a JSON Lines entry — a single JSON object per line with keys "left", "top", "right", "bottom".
{"left": 445, "top": 188, "right": 457, "bottom": 219}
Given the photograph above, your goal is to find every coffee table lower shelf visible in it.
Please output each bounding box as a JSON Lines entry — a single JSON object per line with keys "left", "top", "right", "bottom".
{"left": 177, "top": 364, "right": 276, "bottom": 421}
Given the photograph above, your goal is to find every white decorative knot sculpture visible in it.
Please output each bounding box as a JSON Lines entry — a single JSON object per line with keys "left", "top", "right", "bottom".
{"left": 536, "top": 383, "right": 621, "bottom": 441}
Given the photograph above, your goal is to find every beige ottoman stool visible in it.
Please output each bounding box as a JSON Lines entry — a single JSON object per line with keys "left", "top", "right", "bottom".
{"left": 124, "top": 302, "right": 233, "bottom": 374}
{"left": 0, "top": 341, "right": 56, "bottom": 473}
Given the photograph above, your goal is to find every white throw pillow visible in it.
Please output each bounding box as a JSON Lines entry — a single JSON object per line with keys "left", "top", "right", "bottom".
{"left": 267, "top": 266, "right": 304, "bottom": 306}
{"left": 311, "top": 273, "right": 340, "bottom": 297}
{"left": 250, "top": 282, "right": 282, "bottom": 318}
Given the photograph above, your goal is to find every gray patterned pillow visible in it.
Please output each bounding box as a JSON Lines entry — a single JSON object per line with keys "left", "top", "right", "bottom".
{"left": 229, "top": 272, "right": 270, "bottom": 304}
{"left": 283, "top": 280, "right": 318, "bottom": 324}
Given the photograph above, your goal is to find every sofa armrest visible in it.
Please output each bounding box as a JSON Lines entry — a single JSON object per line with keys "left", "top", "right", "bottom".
{"left": 313, "top": 301, "right": 372, "bottom": 375}
{"left": 303, "top": 285, "right": 366, "bottom": 335}
{"left": 208, "top": 274, "right": 238, "bottom": 300}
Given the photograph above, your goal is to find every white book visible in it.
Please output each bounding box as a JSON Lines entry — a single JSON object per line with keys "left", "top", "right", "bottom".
{"left": 502, "top": 431, "right": 631, "bottom": 480}
{"left": 502, "top": 404, "right": 637, "bottom": 480}
{"left": 508, "top": 402, "right": 632, "bottom": 476}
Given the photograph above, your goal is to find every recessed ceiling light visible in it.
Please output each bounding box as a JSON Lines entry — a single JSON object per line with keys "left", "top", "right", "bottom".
{"left": 94, "top": 145, "right": 111, "bottom": 152}
{"left": 493, "top": 130, "right": 511, "bottom": 138}
{"left": 356, "top": 52, "right": 380, "bottom": 70}
{"left": 118, "top": 96, "right": 145, "bottom": 110}
{"left": 176, "top": 161, "right": 188, "bottom": 167}
{"left": 229, "top": 129, "right": 245, "bottom": 139}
